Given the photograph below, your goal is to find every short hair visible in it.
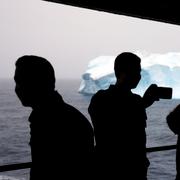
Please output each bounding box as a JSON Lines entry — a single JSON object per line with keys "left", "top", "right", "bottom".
{"left": 114, "top": 52, "right": 141, "bottom": 78}
{"left": 15, "top": 55, "right": 55, "bottom": 90}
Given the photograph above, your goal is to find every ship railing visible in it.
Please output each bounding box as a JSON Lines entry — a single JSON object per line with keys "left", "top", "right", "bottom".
{"left": 0, "top": 144, "right": 177, "bottom": 172}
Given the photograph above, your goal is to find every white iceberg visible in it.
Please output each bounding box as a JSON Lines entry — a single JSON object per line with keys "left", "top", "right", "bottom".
{"left": 79, "top": 52, "right": 180, "bottom": 99}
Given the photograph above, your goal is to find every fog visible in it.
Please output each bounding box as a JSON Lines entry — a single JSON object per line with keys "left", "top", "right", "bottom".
{"left": 1, "top": 0, "right": 180, "bottom": 79}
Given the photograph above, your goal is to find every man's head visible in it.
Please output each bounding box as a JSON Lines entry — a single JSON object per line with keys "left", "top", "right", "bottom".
{"left": 14, "top": 55, "right": 56, "bottom": 107}
{"left": 114, "top": 52, "right": 141, "bottom": 89}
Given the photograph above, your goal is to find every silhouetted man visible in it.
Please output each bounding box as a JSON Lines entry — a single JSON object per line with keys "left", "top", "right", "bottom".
{"left": 88, "top": 52, "right": 158, "bottom": 179}
{"left": 14, "top": 55, "right": 94, "bottom": 180}
{"left": 167, "top": 104, "right": 180, "bottom": 180}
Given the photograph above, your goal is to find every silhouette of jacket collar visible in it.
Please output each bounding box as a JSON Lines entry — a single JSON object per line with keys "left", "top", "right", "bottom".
{"left": 32, "top": 90, "right": 64, "bottom": 110}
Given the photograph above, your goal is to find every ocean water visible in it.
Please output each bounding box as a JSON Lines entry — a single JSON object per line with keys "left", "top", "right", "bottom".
{"left": 0, "top": 79, "right": 179, "bottom": 180}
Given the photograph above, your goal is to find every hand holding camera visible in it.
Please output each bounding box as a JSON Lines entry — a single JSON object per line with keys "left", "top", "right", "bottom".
{"left": 143, "top": 84, "right": 172, "bottom": 108}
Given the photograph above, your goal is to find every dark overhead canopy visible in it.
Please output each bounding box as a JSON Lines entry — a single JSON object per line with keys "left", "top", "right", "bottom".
{"left": 43, "top": 0, "right": 180, "bottom": 26}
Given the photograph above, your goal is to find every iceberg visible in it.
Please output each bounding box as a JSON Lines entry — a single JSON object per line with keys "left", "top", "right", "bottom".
{"left": 79, "top": 52, "right": 180, "bottom": 99}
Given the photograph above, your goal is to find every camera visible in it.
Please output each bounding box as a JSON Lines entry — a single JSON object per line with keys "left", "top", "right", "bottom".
{"left": 156, "top": 86, "right": 172, "bottom": 99}
{"left": 143, "top": 84, "right": 172, "bottom": 107}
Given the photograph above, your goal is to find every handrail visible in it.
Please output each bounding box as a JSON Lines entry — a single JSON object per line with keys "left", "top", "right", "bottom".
{"left": 0, "top": 162, "right": 32, "bottom": 172}
{"left": 0, "top": 144, "right": 177, "bottom": 172}
{"left": 146, "top": 144, "right": 177, "bottom": 152}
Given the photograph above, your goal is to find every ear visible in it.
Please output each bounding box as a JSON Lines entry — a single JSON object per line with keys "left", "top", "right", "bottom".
{"left": 117, "top": 72, "right": 127, "bottom": 84}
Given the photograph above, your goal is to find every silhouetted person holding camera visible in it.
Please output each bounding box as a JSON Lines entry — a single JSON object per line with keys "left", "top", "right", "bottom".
{"left": 88, "top": 52, "right": 159, "bottom": 179}
{"left": 167, "top": 104, "right": 180, "bottom": 180}
{"left": 14, "top": 55, "right": 94, "bottom": 180}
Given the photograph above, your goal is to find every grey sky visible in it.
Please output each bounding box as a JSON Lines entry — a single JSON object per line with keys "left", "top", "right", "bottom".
{"left": 1, "top": 0, "right": 180, "bottom": 79}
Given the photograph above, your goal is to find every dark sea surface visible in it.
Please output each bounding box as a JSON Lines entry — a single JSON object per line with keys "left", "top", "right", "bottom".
{"left": 0, "top": 79, "right": 179, "bottom": 180}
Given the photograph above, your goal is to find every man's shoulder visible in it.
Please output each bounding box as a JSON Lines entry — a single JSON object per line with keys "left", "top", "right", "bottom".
{"left": 64, "top": 102, "right": 83, "bottom": 115}
{"left": 132, "top": 92, "right": 142, "bottom": 98}
{"left": 90, "top": 89, "right": 109, "bottom": 106}
{"left": 63, "top": 102, "right": 89, "bottom": 122}
{"left": 92, "top": 86, "right": 114, "bottom": 99}
{"left": 131, "top": 92, "right": 143, "bottom": 102}
{"left": 92, "top": 89, "right": 107, "bottom": 98}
